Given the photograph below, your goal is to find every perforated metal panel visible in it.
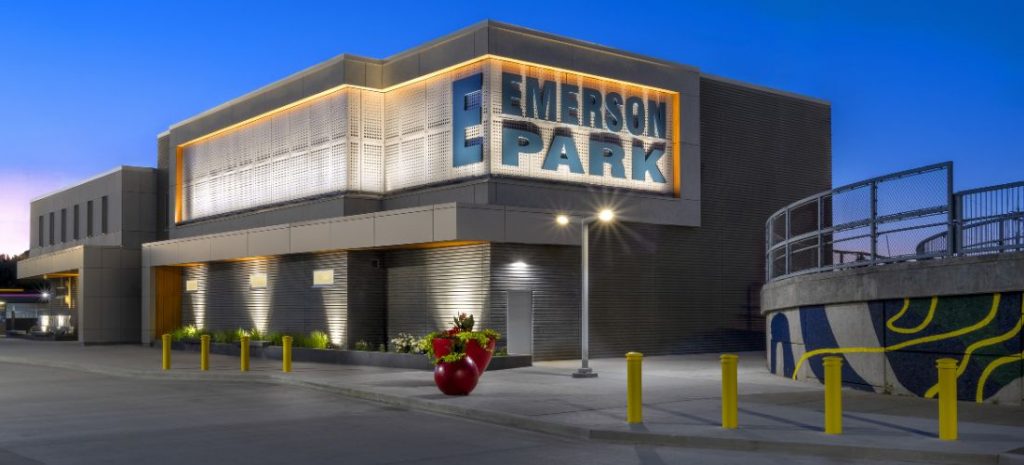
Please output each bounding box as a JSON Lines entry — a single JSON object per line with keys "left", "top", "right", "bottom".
{"left": 180, "top": 58, "right": 672, "bottom": 221}
{"left": 487, "top": 60, "right": 674, "bottom": 193}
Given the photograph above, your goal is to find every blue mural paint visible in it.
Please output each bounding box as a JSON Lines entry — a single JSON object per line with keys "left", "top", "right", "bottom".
{"left": 798, "top": 306, "right": 873, "bottom": 389}
{"left": 769, "top": 313, "right": 795, "bottom": 378}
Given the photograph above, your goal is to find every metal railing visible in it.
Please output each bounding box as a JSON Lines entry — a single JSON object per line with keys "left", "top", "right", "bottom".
{"left": 768, "top": 164, "right": 1024, "bottom": 281}
{"left": 764, "top": 162, "right": 1024, "bottom": 281}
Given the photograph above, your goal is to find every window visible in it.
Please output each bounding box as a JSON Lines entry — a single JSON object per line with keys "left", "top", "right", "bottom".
{"left": 73, "top": 205, "right": 80, "bottom": 240}
{"left": 249, "top": 273, "right": 267, "bottom": 289}
{"left": 48, "top": 212, "right": 54, "bottom": 245}
{"left": 37, "top": 216, "right": 43, "bottom": 247}
{"left": 101, "top": 196, "right": 109, "bottom": 234}
{"left": 185, "top": 279, "right": 199, "bottom": 292}
{"left": 60, "top": 208, "right": 67, "bottom": 243}
{"left": 312, "top": 269, "right": 334, "bottom": 287}
{"left": 86, "top": 200, "right": 94, "bottom": 237}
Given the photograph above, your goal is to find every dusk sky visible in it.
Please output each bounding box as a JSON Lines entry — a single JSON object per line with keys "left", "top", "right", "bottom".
{"left": 0, "top": 1, "right": 1020, "bottom": 256}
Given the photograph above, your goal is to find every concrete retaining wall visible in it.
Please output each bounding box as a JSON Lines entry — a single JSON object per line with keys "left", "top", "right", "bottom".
{"left": 763, "top": 253, "right": 1024, "bottom": 405}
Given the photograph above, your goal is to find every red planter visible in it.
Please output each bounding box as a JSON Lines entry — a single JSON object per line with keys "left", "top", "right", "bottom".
{"left": 433, "top": 357, "right": 479, "bottom": 395}
{"left": 432, "top": 338, "right": 453, "bottom": 359}
{"left": 466, "top": 337, "right": 497, "bottom": 375}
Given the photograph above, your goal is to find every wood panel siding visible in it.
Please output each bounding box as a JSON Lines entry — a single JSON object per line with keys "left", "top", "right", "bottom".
{"left": 154, "top": 267, "right": 182, "bottom": 338}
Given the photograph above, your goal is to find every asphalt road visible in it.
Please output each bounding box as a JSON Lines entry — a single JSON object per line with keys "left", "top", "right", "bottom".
{"left": 0, "top": 362, "right": 921, "bottom": 465}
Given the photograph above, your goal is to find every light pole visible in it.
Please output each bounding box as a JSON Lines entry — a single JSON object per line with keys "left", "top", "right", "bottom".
{"left": 557, "top": 208, "right": 615, "bottom": 378}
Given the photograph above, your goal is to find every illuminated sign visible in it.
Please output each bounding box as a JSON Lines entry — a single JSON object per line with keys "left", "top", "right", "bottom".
{"left": 178, "top": 57, "right": 676, "bottom": 222}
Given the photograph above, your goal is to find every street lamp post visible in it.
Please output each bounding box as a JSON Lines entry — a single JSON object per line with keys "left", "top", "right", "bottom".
{"left": 557, "top": 209, "right": 614, "bottom": 379}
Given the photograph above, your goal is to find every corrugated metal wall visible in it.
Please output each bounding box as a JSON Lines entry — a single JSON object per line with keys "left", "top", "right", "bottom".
{"left": 490, "top": 243, "right": 580, "bottom": 360}
{"left": 346, "top": 250, "right": 387, "bottom": 348}
{"left": 181, "top": 251, "right": 350, "bottom": 345}
{"left": 385, "top": 244, "right": 491, "bottom": 341}
{"left": 586, "top": 78, "right": 831, "bottom": 358}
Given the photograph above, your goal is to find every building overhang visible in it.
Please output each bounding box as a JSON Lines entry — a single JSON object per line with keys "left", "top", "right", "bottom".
{"left": 18, "top": 246, "right": 86, "bottom": 280}
{"left": 143, "top": 202, "right": 585, "bottom": 267}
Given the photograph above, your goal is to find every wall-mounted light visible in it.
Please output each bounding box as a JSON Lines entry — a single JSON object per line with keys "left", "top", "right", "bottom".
{"left": 555, "top": 214, "right": 570, "bottom": 226}
{"left": 597, "top": 208, "right": 615, "bottom": 223}
{"left": 249, "top": 273, "right": 267, "bottom": 289}
{"left": 510, "top": 261, "right": 528, "bottom": 269}
{"left": 312, "top": 269, "right": 334, "bottom": 287}
{"left": 185, "top": 279, "right": 199, "bottom": 292}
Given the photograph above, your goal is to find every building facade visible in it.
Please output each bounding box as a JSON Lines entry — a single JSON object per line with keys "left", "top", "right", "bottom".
{"left": 17, "top": 166, "right": 157, "bottom": 343}
{"left": 21, "top": 21, "right": 830, "bottom": 357}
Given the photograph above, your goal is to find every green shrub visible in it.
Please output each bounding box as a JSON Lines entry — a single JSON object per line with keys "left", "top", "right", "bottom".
{"left": 248, "top": 327, "right": 266, "bottom": 341}
{"left": 212, "top": 329, "right": 238, "bottom": 344}
{"left": 354, "top": 340, "right": 370, "bottom": 351}
{"left": 169, "top": 325, "right": 201, "bottom": 342}
{"left": 305, "top": 330, "right": 329, "bottom": 349}
{"left": 267, "top": 332, "right": 284, "bottom": 346}
{"left": 378, "top": 343, "right": 386, "bottom": 352}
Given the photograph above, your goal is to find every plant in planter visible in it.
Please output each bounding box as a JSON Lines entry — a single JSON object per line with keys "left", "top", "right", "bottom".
{"left": 170, "top": 325, "right": 201, "bottom": 343}
{"left": 423, "top": 313, "right": 502, "bottom": 395}
{"left": 390, "top": 332, "right": 421, "bottom": 354}
{"left": 305, "top": 330, "right": 330, "bottom": 349}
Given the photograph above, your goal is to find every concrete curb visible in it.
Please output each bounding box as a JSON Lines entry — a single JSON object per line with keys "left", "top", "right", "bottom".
{"left": 0, "top": 355, "right": 1009, "bottom": 465}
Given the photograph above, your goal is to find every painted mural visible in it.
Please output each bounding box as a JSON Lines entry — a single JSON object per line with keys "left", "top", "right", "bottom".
{"left": 767, "top": 292, "right": 1024, "bottom": 404}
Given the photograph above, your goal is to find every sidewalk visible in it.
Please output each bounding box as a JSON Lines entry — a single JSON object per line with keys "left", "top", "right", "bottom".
{"left": 1, "top": 338, "right": 1022, "bottom": 465}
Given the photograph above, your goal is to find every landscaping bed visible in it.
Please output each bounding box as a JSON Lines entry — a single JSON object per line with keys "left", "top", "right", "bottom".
{"left": 159, "top": 340, "right": 531, "bottom": 371}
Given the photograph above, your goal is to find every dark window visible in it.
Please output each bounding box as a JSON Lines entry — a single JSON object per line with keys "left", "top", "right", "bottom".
{"left": 87, "top": 200, "right": 94, "bottom": 237}
{"left": 60, "top": 208, "right": 67, "bottom": 242}
{"left": 37, "top": 216, "right": 43, "bottom": 247}
{"left": 73, "top": 205, "right": 80, "bottom": 240}
{"left": 101, "top": 196, "right": 109, "bottom": 234}
{"left": 48, "top": 212, "right": 54, "bottom": 245}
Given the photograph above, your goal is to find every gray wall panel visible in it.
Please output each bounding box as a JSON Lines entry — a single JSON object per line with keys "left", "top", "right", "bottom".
{"left": 181, "top": 251, "right": 350, "bottom": 345}
{"left": 385, "top": 245, "right": 491, "bottom": 341}
{"left": 584, "top": 78, "right": 831, "bottom": 358}
{"left": 489, "top": 243, "right": 580, "bottom": 360}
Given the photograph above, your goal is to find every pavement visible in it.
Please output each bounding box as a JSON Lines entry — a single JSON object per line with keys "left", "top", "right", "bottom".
{"left": 1, "top": 338, "right": 1022, "bottom": 465}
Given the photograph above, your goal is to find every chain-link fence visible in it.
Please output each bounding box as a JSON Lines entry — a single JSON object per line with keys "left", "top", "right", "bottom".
{"left": 766, "top": 163, "right": 953, "bottom": 281}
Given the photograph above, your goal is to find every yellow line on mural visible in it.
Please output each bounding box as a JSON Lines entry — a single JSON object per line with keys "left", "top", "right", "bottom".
{"left": 924, "top": 298, "right": 1023, "bottom": 399}
{"left": 976, "top": 351, "right": 1024, "bottom": 403}
{"left": 791, "top": 294, "right": 1002, "bottom": 380}
{"left": 887, "top": 297, "right": 938, "bottom": 334}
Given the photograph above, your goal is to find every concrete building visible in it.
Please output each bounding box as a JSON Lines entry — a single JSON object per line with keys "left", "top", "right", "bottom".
{"left": 17, "top": 166, "right": 157, "bottom": 343}
{"left": 21, "top": 21, "right": 830, "bottom": 356}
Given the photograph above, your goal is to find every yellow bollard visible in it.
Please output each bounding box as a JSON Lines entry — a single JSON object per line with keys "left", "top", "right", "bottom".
{"left": 626, "top": 352, "right": 643, "bottom": 424}
{"left": 161, "top": 334, "right": 171, "bottom": 370}
{"left": 823, "top": 356, "right": 843, "bottom": 435}
{"left": 200, "top": 334, "right": 210, "bottom": 371}
{"left": 937, "top": 358, "right": 958, "bottom": 441}
{"left": 240, "top": 335, "right": 250, "bottom": 372}
{"left": 721, "top": 354, "right": 739, "bottom": 429}
{"left": 282, "top": 336, "right": 293, "bottom": 373}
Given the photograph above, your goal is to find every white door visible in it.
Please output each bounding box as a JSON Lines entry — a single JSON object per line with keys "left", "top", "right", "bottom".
{"left": 506, "top": 290, "right": 533, "bottom": 355}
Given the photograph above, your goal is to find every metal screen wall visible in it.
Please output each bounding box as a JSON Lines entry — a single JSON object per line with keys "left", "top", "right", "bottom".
{"left": 180, "top": 59, "right": 672, "bottom": 221}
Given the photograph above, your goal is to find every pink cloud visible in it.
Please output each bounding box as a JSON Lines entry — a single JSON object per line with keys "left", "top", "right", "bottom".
{"left": 0, "top": 170, "right": 81, "bottom": 256}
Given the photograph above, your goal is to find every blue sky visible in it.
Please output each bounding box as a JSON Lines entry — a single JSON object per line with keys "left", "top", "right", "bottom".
{"left": 0, "top": 0, "right": 1020, "bottom": 254}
